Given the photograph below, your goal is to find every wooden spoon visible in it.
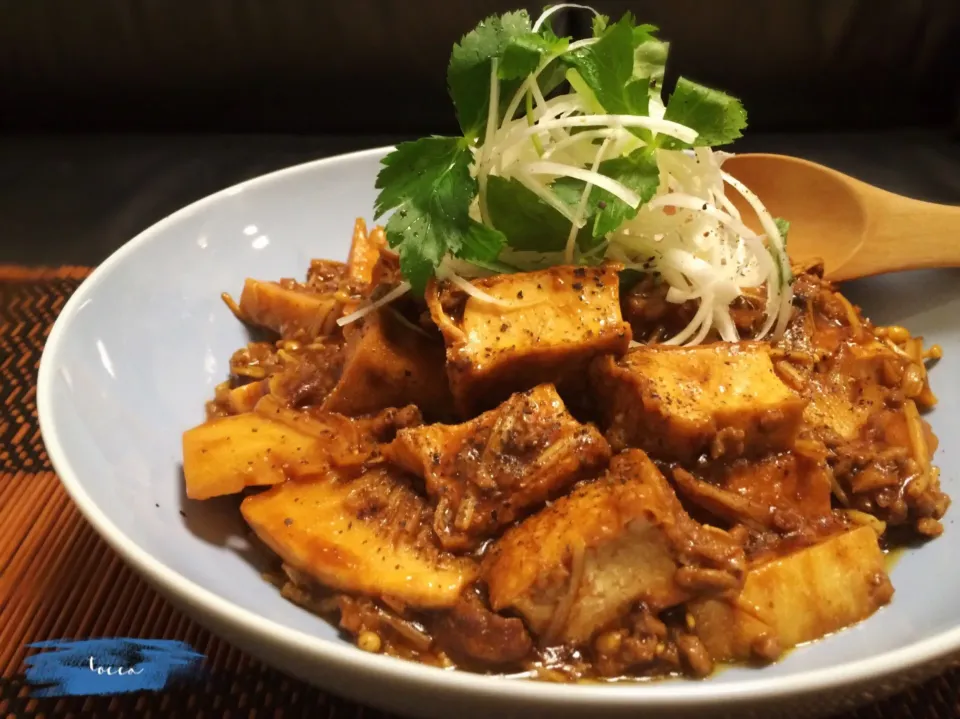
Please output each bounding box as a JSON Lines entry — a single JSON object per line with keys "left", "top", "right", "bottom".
{"left": 722, "top": 153, "right": 960, "bottom": 281}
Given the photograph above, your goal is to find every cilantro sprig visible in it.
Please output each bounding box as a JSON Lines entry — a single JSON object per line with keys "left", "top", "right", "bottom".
{"left": 373, "top": 6, "right": 750, "bottom": 293}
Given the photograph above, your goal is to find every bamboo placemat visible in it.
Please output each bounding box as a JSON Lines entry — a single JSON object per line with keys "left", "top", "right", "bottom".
{"left": 1, "top": 265, "right": 957, "bottom": 718}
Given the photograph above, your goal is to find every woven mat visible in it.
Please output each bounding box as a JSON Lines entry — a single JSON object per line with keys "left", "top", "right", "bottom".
{"left": 1, "top": 265, "right": 957, "bottom": 719}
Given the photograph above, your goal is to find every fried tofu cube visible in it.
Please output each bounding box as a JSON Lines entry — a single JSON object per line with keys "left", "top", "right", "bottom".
{"left": 427, "top": 265, "right": 631, "bottom": 415}
{"left": 241, "top": 467, "right": 478, "bottom": 608}
{"left": 483, "top": 450, "right": 744, "bottom": 644}
{"left": 322, "top": 308, "right": 454, "bottom": 419}
{"left": 239, "top": 278, "right": 339, "bottom": 339}
{"left": 384, "top": 384, "right": 610, "bottom": 551}
{"left": 804, "top": 340, "right": 907, "bottom": 441}
{"left": 591, "top": 342, "right": 806, "bottom": 461}
{"left": 689, "top": 526, "right": 893, "bottom": 662}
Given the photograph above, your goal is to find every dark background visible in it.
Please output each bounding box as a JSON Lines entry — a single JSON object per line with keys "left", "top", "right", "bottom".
{"left": 1, "top": 0, "right": 959, "bottom": 265}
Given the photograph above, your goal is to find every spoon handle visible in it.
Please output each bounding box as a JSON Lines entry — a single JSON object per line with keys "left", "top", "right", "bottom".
{"left": 831, "top": 193, "right": 960, "bottom": 281}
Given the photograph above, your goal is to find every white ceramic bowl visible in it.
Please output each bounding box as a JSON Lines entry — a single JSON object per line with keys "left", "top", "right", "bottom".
{"left": 38, "top": 147, "right": 960, "bottom": 718}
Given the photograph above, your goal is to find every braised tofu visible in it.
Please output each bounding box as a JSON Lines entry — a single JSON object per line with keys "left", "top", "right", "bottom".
{"left": 241, "top": 467, "right": 478, "bottom": 608}
{"left": 591, "top": 342, "right": 806, "bottom": 461}
{"left": 322, "top": 308, "right": 454, "bottom": 419}
{"left": 689, "top": 526, "right": 892, "bottom": 662}
{"left": 673, "top": 452, "right": 833, "bottom": 532}
{"left": 427, "top": 265, "right": 631, "bottom": 415}
{"left": 484, "top": 450, "right": 744, "bottom": 644}
{"left": 238, "top": 278, "right": 340, "bottom": 340}
{"left": 804, "top": 339, "right": 908, "bottom": 442}
{"left": 384, "top": 384, "right": 610, "bottom": 551}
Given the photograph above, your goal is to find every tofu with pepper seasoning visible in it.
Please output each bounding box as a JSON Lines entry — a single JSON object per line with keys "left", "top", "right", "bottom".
{"left": 590, "top": 342, "right": 806, "bottom": 461}
{"left": 803, "top": 339, "right": 910, "bottom": 442}
{"left": 241, "top": 466, "right": 478, "bottom": 609}
{"left": 321, "top": 307, "right": 455, "bottom": 420}
{"left": 688, "top": 526, "right": 892, "bottom": 662}
{"left": 427, "top": 265, "right": 632, "bottom": 415}
{"left": 384, "top": 384, "right": 611, "bottom": 551}
{"left": 483, "top": 450, "right": 745, "bottom": 644}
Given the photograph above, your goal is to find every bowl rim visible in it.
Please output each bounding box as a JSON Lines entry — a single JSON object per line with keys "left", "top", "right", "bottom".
{"left": 37, "top": 144, "right": 960, "bottom": 709}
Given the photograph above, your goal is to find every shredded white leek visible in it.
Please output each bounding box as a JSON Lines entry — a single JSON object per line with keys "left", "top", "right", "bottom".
{"left": 532, "top": 3, "right": 598, "bottom": 32}
{"left": 564, "top": 136, "right": 612, "bottom": 262}
{"left": 459, "top": 24, "right": 795, "bottom": 347}
{"left": 336, "top": 282, "right": 412, "bottom": 327}
{"left": 524, "top": 160, "right": 641, "bottom": 207}
{"left": 477, "top": 58, "right": 500, "bottom": 228}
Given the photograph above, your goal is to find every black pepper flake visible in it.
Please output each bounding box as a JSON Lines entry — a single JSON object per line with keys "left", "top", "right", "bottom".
{"left": 284, "top": 517, "right": 294, "bottom": 527}
{"left": 702, "top": 203, "right": 708, "bottom": 210}
{"left": 574, "top": 267, "right": 587, "bottom": 278}
{"left": 155, "top": 503, "right": 159, "bottom": 508}
{"left": 597, "top": 200, "right": 607, "bottom": 209}
{"left": 572, "top": 282, "right": 583, "bottom": 291}
{"left": 517, "top": 290, "right": 524, "bottom": 299}
{"left": 179, "top": 510, "right": 186, "bottom": 518}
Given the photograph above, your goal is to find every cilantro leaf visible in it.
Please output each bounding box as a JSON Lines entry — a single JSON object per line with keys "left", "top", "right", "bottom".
{"left": 632, "top": 23, "right": 659, "bottom": 45}
{"left": 486, "top": 175, "right": 575, "bottom": 252}
{"left": 374, "top": 137, "right": 504, "bottom": 293}
{"left": 487, "top": 149, "right": 660, "bottom": 255}
{"left": 634, "top": 36, "right": 669, "bottom": 111}
{"left": 448, "top": 10, "right": 532, "bottom": 140}
{"left": 564, "top": 14, "right": 645, "bottom": 117}
{"left": 499, "top": 29, "right": 568, "bottom": 80}
{"left": 591, "top": 13, "right": 609, "bottom": 36}
{"left": 589, "top": 152, "right": 661, "bottom": 236}
{"left": 553, "top": 150, "right": 660, "bottom": 241}
{"left": 461, "top": 220, "right": 507, "bottom": 261}
{"left": 662, "top": 76, "right": 747, "bottom": 148}
{"left": 374, "top": 137, "right": 468, "bottom": 219}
